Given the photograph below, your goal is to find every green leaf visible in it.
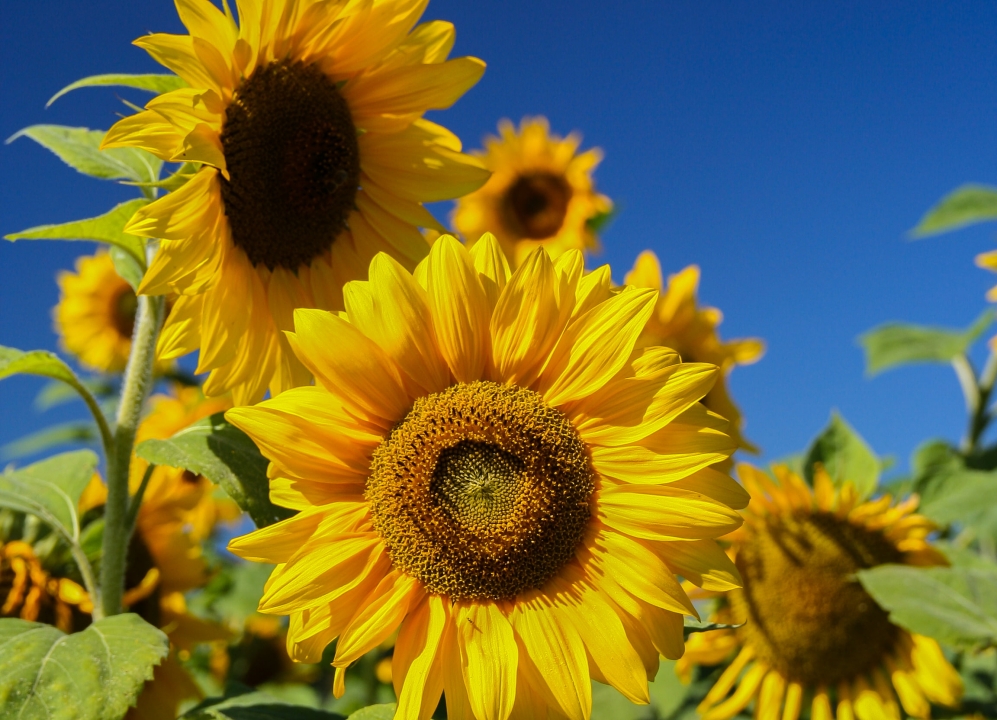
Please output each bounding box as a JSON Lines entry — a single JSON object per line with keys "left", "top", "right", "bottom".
{"left": 0, "top": 614, "right": 169, "bottom": 720}
{"left": 47, "top": 73, "right": 186, "bottom": 107}
{"left": 183, "top": 691, "right": 345, "bottom": 720}
{"left": 0, "top": 450, "right": 98, "bottom": 541}
{"left": 35, "top": 378, "right": 114, "bottom": 411}
{"left": 912, "top": 184, "right": 997, "bottom": 237}
{"left": 0, "top": 346, "right": 108, "bottom": 418}
{"left": 683, "top": 619, "right": 742, "bottom": 639}
{"left": 7, "top": 125, "right": 162, "bottom": 184}
{"left": 858, "top": 563, "right": 997, "bottom": 649}
{"left": 109, "top": 245, "right": 145, "bottom": 291}
{"left": 1, "top": 421, "right": 97, "bottom": 460}
{"left": 5, "top": 198, "right": 149, "bottom": 264}
{"left": 347, "top": 706, "right": 396, "bottom": 720}
{"left": 859, "top": 311, "right": 993, "bottom": 376}
{"left": 803, "top": 412, "right": 879, "bottom": 499}
{"left": 135, "top": 413, "right": 294, "bottom": 528}
{"left": 586, "top": 206, "right": 618, "bottom": 235}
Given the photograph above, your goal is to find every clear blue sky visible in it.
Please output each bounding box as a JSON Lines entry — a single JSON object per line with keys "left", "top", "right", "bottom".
{"left": 2, "top": 0, "right": 997, "bottom": 474}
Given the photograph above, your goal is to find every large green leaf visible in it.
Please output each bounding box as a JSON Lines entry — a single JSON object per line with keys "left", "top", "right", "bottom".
{"left": 7, "top": 125, "right": 162, "bottom": 184}
{"left": 910, "top": 440, "right": 997, "bottom": 536}
{"left": 136, "top": 413, "right": 293, "bottom": 528}
{"left": 182, "top": 691, "right": 345, "bottom": 720}
{"left": 859, "top": 311, "right": 992, "bottom": 376}
{"left": 803, "top": 412, "right": 879, "bottom": 499}
{"left": 47, "top": 73, "right": 186, "bottom": 107}
{"left": 858, "top": 563, "right": 997, "bottom": 649}
{"left": 0, "top": 347, "right": 109, "bottom": 428}
{"left": 912, "top": 184, "right": 997, "bottom": 237}
{"left": 347, "top": 706, "right": 396, "bottom": 720}
{"left": 5, "top": 198, "right": 148, "bottom": 264}
{"left": 0, "top": 450, "right": 98, "bottom": 541}
{"left": 0, "top": 614, "right": 169, "bottom": 720}
{"left": 1, "top": 421, "right": 97, "bottom": 460}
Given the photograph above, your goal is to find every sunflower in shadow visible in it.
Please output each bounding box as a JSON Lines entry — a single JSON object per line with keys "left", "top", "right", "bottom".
{"left": 678, "top": 463, "right": 962, "bottom": 720}
{"left": 102, "top": 0, "right": 490, "bottom": 404}
{"left": 452, "top": 116, "right": 612, "bottom": 268}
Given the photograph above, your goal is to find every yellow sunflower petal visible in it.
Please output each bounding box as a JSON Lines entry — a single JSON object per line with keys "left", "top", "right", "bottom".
{"left": 599, "top": 484, "right": 743, "bottom": 541}
{"left": 334, "top": 569, "right": 422, "bottom": 666}
{"left": 455, "top": 601, "right": 518, "bottom": 720}
{"left": 394, "top": 593, "right": 447, "bottom": 720}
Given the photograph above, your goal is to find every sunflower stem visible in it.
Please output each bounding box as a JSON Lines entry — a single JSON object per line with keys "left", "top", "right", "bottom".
{"left": 99, "top": 288, "right": 164, "bottom": 617}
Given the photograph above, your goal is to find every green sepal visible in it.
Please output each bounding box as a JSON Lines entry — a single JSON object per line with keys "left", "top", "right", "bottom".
{"left": 683, "top": 619, "right": 742, "bottom": 639}
{"left": 6, "top": 125, "right": 163, "bottom": 185}
{"left": 5, "top": 198, "right": 150, "bottom": 265}
{"left": 912, "top": 184, "right": 997, "bottom": 237}
{"left": 0, "top": 614, "right": 169, "bottom": 720}
{"left": 857, "top": 563, "right": 997, "bottom": 650}
{"left": 135, "top": 412, "right": 294, "bottom": 528}
{"left": 859, "top": 311, "right": 992, "bottom": 376}
{"left": 803, "top": 412, "right": 879, "bottom": 500}
{"left": 47, "top": 73, "right": 186, "bottom": 107}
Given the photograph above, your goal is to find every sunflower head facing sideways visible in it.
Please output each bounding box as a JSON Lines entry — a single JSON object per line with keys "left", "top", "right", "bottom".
{"left": 102, "top": 0, "right": 490, "bottom": 405}
{"left": 54, "top": 250, "right": 140, "bottom": 373}
{"left": 226, "top": 234, "right": 749, "bottom": 720}
{"left": 626, "top": 250, "right": 764, "bottom": 452}
{"left": 680, "top": 463, "right": 963, "bottom": 720}
{"left": 452, "top": 117, "right": 613, "bottom": 268}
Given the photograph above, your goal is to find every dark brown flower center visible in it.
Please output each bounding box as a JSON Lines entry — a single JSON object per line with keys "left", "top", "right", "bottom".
{"left": 501, "top": 172, "right": 572, "bottom": 240}
{"left": 111, "top": 285, "right": 138, "bottom": 339}
{"left": 367, "top": 381, "right": 595, "bottom": 600}
{"left": 220, "top": 59, "right": 360, "bottom": 270}
{"left": 731, "top": 511, "right": 903, "bottom": 686}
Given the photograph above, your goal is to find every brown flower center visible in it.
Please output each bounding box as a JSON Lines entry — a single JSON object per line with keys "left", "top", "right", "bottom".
{"left": 731, "top": 511, "right": 903, "bottom": 687}
{"left": 110, "top": 285, "right": 138, "bottom": 339}
{"left": 220, "top": 59, "right": 360, "bottom": 270}
{"left": 501, "top": 172, "right": 572, "bottom": 240}
{"left": 367, "top": 381, "right": 594, "bottom": 600}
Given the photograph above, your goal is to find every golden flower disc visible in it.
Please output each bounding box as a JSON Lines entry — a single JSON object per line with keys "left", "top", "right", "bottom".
{"left": 501, "top": 172, "right": 573, "bottom": 240}
{"left": 733, "top": 511, "right": 902, "bottom": 686}
{"left": 220, "top": 59, "right": 360, "bottom": 270}
{"left": 367, "top": 380, "right": 595, "bottom": 600}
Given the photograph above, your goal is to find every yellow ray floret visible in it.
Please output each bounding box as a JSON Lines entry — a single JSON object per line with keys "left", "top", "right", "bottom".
{"left": 102, "top": 0, "right": 490, "bottom": 405}
{"left": 227, "top": 234, "right": 747, "bottom": 720}
{"left": 679, "top": 463, "right": 962, "bottom": 720}
{"left": 626, "top": 250, "right": 764, "bottom": 453}
{"left": 452, "top": 116, "right": 612, "bottom": 268}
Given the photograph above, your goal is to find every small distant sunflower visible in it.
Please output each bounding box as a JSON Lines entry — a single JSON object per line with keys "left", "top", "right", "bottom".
{"left": 55, "top": 250, "right": 140, "bottom": 373}
{"left": 102, "top": 0, "right": 489, "bottom": 405}
{"left": 452, "top": 117, "right": 612, "bottom": 268}
{"left": 0, "top": 540, "right": 92, "bottom": 632}
{"left": 227, "top": 235, "right": 747, "bottom": 720}
{"left": 626, "top": 251, "right": 764, "bottom": 452}
{"left": 682, "top": 463, "right": 963, "bottom": 720}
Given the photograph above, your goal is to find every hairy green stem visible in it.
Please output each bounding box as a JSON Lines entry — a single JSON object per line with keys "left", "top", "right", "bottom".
{"left": 72, "top": 379, "right": 114, "bottom": 462}
{"left": 125, "top": 463, "right": 156, "bottom": 539}
{"left": 99, "top": 291, "right": 164, "bottom": 617}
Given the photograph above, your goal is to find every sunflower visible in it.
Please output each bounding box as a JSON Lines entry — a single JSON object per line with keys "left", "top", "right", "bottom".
{"left": 452, "top": 117, "right": 612, "bottom": 268}
{"left": 226, "top": 234, "right": 748, "bottom": 720}
{"left": 681, "top": 463, "right": 963, "bottom": 720}
{"left": 626, "top": 251, "right": 764, "bottom": 453}
{"left": 54, "top": 250, "right": 140, "bottom": 373}
{"left": 101, "top": 0, "right": 489, "bottom": 405}
{"left": 0, "top": 540, "right": 92, "bottom": 632}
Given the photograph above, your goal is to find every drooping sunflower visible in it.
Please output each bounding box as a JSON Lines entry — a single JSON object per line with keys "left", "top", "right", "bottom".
{"left": 0, "top": 539, "right": 92, "bottom": 633}
{"left": 681, "top": 463, "right": 963, "bottom": 720}
{"left": 626, "top": 251, "right": 764, "bottom": 452}
{"left": 102, "top": 0, "right": 490, "bottom": 405}
{"left": 452, "top": 117, "right": 612, "bottom": 268}
{"left": 227, "top": 234, "right": 748, "bottom": 720}
{"left": 54, "top": 250, "right": 140, "bottom": 374}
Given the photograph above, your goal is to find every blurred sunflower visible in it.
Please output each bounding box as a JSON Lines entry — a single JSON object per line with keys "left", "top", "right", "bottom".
{"left": 54, "top": 250, "right": 140, "bottom": 374}
{"left": 452, "top": 117, "right": 612, "bottom": 268}
{"left": 82, "top": 389, "right": 236, "bottom": 720}
{"left": 0, "top": 539, "right": 92, "bottom": 632}
{"left": 101, "top": 0, "right": 489, "bottom": 405}
{"left": 626, "top": 251, "right": 764, "bottom": 452}
{"left": 227, "top": 235, "right": 747, "bottom": 720}
{"left": 681, "top": 464, "right": 962, "bottom": 720}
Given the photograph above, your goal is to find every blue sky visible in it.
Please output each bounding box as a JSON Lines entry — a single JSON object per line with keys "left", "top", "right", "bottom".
{"left": 2, "top": 0, "right": 997, "bottom": 474}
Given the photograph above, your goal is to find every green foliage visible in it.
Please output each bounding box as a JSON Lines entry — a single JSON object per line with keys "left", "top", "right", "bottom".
{"left": 7, "top": 125, "right": 162, "bottom": 185}
{"left": 802, "top": 412, "right": 879, "bottom": 499}
{"left": 35, "top": 378, "right": 115, "bottom": 411}
{"left": 0, "top": 614, "right": 169, "bottom": 720}
{"left": 47, "top": 73, "right": 186, "bottom": 107}
{"left": 859, "top": 311, "right": 992, "bottom": 376}
{"left": 909, "top": 440, "right": 997, "bottom": 537}
{"left": 858, "top": 563, "right": 997, "bottom": 650}
{"left": 5, "top": 198, "right": 150, "bottom": 264}
{"left": 0, "top": 450, "right": 98, "bottom": 541}
{"left": 683, "top": 620, "right": 742, "bottom": 638}
{"left": 347, "top": 705, "right": 395, "bottom": 720}
{"left": 912, "top": 184, "right": 997, "bottom": 237}
{"left": 1, "top": 421, "right": 97, "bottom": 461}
{"left": 135, "top": 413, "right": 294, "bottom": 528}
{"left": 586, "top": 206, "right": 618, "bottom": 234}
{"left": 182, "top": 690, "right": 346, "bottom": 720}
{"left": 109, "top": 245, "right": 146, "bottom": 291}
